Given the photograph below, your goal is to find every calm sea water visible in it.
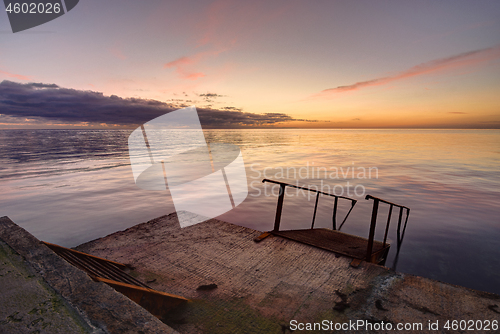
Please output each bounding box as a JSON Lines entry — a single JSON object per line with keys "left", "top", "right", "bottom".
{"left": 1, "top": 129, "right": 499, "bottom": 294}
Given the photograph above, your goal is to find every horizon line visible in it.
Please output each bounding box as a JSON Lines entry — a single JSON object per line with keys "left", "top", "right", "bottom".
{"left": 0, "top": 127, "right": 499, "bottom": 130}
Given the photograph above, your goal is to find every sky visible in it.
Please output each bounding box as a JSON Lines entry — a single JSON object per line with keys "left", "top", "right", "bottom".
{"left": 0, "top": 0, "right": 499, "bottom": 129}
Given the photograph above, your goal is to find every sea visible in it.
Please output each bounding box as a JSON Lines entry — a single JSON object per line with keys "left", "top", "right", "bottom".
{"left": 1, "top": 129, "right": 499, "bottom": 294}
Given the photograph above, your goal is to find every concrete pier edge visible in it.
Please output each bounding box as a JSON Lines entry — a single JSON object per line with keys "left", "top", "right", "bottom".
{"left": 0, "top": 216, "right": 178, "bottom": 334}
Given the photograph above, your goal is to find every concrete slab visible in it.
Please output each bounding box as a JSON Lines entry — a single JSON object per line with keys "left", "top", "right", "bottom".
{"left": 76, "top": 213, "right": 500, "bottom": 334}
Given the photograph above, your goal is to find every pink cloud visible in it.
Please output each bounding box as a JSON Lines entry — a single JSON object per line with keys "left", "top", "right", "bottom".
{"left": 196, "top": 0, "right": 290, "bottom": 48}
{"left": 197, "top": 0, "right": 231, "bottom": 47}
{"left": 109, "top": 46, "right": 126, "bottom": 60}
{"left": 164, "top": 0, "right": 290, "bottom": 82}
{"left": 163, "top": 48, "right": 227, "bottom": 81}
{"left": 185, "top": 72, "right": 206, "bottom": 80}
{"left": 316, "top": 44, "right": 500, "bottom": 97}
{"left": 0, "top": 69, "right": 30, "bottom": 81}
{"left": 165, "top": 56, "right": 193, "bottom": 69}
{"left": 164, "top": 55, "right": 206, "bottom": 80}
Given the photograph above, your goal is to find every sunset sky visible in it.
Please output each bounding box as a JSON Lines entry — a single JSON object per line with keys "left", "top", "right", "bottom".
{"left": 0, "top": 0, "right": 499, "bottom": 128}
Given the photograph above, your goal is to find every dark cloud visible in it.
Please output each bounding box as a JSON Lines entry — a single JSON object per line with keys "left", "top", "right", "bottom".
{"left": 23, "top": 82, "right": 60, "bottom": 89}
{"left": 222, "top": 106, "right": 242, "bottom": 111}
{"left": 0, "top": 81, "right": 316, "bottom": 128}
{"left": 198, "top": 93, "right": 225, "bottom": 98}
{"left": 198, "top": 92, "right": 225, "bottom": 103}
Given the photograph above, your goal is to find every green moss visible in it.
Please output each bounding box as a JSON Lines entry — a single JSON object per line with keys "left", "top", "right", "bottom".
{"left": 0, "top": 241, "right": 92, "bottom": 333}
{"left": 1, "top": 311, "right": 23, "bottom": 324}
{"left": 142, "top": 270, "right": 164, "bottom": 282}
{"left": 128, "top": 270, "right": 140, "bottom": 278}
{"left": 30, "top": 317, "right": 44, "bottom": 327}
{"left": 163, "top": 298, "right": 285, "bottom": 334}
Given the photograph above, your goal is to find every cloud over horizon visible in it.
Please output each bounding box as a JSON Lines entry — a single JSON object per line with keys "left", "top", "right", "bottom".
{"left": 0, "top": 81, "right": 313, "bottom": 128}
{"left": 316, "top": 44, "right": 500, "bottom": 96}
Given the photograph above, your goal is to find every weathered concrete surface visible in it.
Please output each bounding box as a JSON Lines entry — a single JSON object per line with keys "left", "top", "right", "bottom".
{"left": 0, "top": 239, "right": 91, "bottom": 334}
{"left": 0, "top": 216, "right": 179, "bottom": 334}
{"left": 77, "top": 212, "right": 500, "bottom": 334}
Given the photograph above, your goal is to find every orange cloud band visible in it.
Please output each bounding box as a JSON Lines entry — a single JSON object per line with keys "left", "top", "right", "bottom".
{"left": 318, "top": 44, "right": 500, "bottom": 96}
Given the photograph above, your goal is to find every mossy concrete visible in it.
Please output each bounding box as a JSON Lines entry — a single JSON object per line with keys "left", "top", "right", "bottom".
{"left": 0, "top": 216, "right": 179, "bottom": 334}
{"left": 77, "top": 212, "right": 500, "bottom": 334}
{"left": 0, "top": 240, "right": 91, "bottom": 334}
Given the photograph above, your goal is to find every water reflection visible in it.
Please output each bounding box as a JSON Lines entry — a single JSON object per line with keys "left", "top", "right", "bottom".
{"left": 0, "top": 129, "right": 499, "bottom": 295}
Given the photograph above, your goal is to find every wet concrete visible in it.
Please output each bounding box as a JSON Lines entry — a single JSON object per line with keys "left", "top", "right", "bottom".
{"left": 76, "top": 212, "right": 500, "bottom": 334}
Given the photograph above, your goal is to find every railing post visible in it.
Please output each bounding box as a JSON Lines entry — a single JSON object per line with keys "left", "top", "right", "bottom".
{"left": 401, "top": 208, "right": 410, "bottom": 240}
{"left": 383, "top": 204, "right": 393, "bottom": 247}
{"left": 332, "top": 196, "right": 338, "bottom": 230}
{"left": 393, "top": 208, "right": 409, "bottom": 271}
{"left": 311, "top": 192, "right": 320, "bottom": 229}
{"left": 366, "top": 198, "right": 379, "bottom": 262}
{"left": 397, "top": 206, "right": 403, "bottom": 246}
{"left": 273, "top": 184, "right": 286, "bottom": 232}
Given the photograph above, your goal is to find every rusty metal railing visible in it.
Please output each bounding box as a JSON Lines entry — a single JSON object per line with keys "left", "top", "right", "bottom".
{"left": 364, "top": 195, "right": 410, "bottom": 262}
{"left": 262, "top": 179, "right": 357, "bottom": 232}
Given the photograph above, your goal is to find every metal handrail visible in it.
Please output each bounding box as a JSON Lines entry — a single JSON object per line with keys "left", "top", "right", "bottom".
{"left": 262, "top": 179, "right": 357, "bottom": 232}
{"left": 365, "top": 194, "right": 410, "bottom": 210}
{"left": 262, "top": 179, "right": 411, "bottom": 264}
{"left": 263, "top": 179, "right": 358, "bottom": 201}
{"left": 364, "top": 194, "right": 410, "bottom": 262}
